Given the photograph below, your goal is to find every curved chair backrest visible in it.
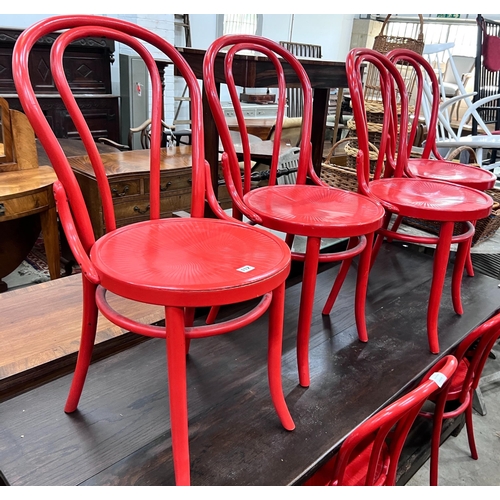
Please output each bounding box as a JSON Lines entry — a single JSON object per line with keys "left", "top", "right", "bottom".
{"left": 345, "top": 48, "right": 410, "bottom": 195}
{"left": 12, "top": 16, "right": 206, "bottom": 258}
{"left": 203, "top": 35, "right": 315, "bottom": 215}
{"left": 386, "top": 49, "right": 443, "bottom": 163}
{"left": 451, "top": 311, "right": 500, "bottom": 403}
{"left": 330, "top": 355, "right": 458, "bottom": 486}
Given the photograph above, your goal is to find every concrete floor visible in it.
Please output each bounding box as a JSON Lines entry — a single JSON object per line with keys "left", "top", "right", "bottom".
{"left": 406, "top": 342, "right": 500, "bottom": 486}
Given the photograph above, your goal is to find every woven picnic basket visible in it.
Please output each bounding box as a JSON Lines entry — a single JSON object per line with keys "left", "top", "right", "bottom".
{"left": 320, "top": 137, "right": 380, "bottom": 192}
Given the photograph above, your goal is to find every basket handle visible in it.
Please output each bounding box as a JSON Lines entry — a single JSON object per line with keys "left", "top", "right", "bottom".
{"left": 324, "top": 137, "right": 379, "bottom": 164}
{"left": 446, "top": 145, "right": 479, "bottom": 165}
{"left": 379, "top": 14, "right": 424, "bottom": 41}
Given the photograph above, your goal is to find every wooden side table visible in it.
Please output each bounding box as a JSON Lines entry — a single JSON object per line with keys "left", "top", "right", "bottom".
{"left": 0, "top": 166, "right": 61, "bottom": 292}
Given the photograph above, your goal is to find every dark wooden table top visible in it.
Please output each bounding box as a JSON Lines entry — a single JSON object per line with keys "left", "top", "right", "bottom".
{"left": 0, "top": 242, "right": 499, "bottom": 485}
{"left": 36, "top": 138, "right": 120, "bottom": 167}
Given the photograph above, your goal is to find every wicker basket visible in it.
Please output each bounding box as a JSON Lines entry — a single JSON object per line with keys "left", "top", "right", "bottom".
{"left": 320, "top": 138, "right": 379, "bottom": 192}
{"left": 402, "top": 189, "right": 500, "bottom": 247}
{"left": 373, "top": 14, "right": 424, "bottom": 55}
{"left": 363, "top": 14, "right": 424, "bottom": 103}
{"left": 347, "top": 15, "right": 425, "bottom": 173}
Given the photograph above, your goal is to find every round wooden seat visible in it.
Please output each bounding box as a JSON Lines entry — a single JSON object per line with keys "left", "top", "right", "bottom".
{"left": 407, "top": 159, "right": 497, "bottom": 191}
{"left": 91, "top": 218, "right": 291, "bottom": 307}
{"left": 244, "top": 185, "right": 385, "bottom": 238}
{"left": 370, "top": 178, "right": 493, "bottom": 221}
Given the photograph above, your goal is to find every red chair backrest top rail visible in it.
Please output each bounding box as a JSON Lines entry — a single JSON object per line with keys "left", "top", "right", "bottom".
{"left": 12, "top": 16, "right": 207, "bottom": 260}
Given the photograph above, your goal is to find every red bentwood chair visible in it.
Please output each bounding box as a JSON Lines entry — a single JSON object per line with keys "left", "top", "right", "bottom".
{"left": 420, "top": 311, "right": 500, "bottom": 485}
{"left": 203, "top": 35, "right": 385, "bottom": 388}
{"left": 13, "top": 15, "right": 294, "bottom": 485}
{"left": 385, "top": 49, "right": 496, "bottom": 277}
{"left": 346, "top": 48, "right": 493, "bottom": 354}
{"left": 304, "top": 355, "right": 458, "bottom": 486}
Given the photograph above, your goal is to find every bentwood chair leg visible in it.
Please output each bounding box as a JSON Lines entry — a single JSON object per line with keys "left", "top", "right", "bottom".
{"left": 452, "top": 240, "right": 469, "bottom": 315}
{"left": 427, "top": 221, "right": 454, "bottom": 354}
{"left": 465, "top": 220, "right": 476, "bottom": 277}
{"left": 267, "top": 281, "right": 295, "bottom": 431}
{"left": 429, "top": 393, "right": 447, "bottom": 486}
{"left": 465, "top": 252, "right": 474, "bottom": 277}
{"left": 466, "top": 396, "right": 479, "bottom": 460}
{"left": 370, "top": 212, "right": 392, "bottom": 269}
{"left": 184, "top": 307, "right": 195, "bottom": 354}
{"left": 165, "top": 306, "right": 190, "bottom": 486}
{"left": 206, "top": 306, "right": 220, "bottom": 325}
{"left": 296, "top": 236, "right": 321, "bottom": 388}
{"left": 354, "top": 232, "right": 374, "bottom": 343}
{"left": 322, "top": 237, "right": 356, "bottom": 315}
{"left": 65, "top": 278, "right": 99, "bottom": 413}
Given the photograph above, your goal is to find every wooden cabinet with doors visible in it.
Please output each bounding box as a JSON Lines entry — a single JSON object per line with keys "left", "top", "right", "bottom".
{"left": 0, "top": 27, "right": 120, "bottom": 142}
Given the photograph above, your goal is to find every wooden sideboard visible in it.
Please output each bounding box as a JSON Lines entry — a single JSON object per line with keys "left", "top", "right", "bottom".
{"left": 0, "top": 27, "right": 120, "bottom": 142}
{"left": 67, "top": 147, "right": 193, "bottom": 239}
{"left": 67, "top": 147, "right": 231, "bottom": 239}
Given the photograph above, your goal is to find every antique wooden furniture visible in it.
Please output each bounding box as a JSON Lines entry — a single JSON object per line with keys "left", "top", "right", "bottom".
{"left": 305, "top": 355, "right": 458, "bottom": 486}
{"left": 67, "top": 146, "right": 194, "bottom": 239}
{"left": 226, "top": 116, "right": 278, "bottom": 141}
{"left": 204, "top": 35, "right": 385, "bottom": 388}
{"left": 0, "top": 97, "right": 60, "bottom": 292}
{"left": 0, "top": 26, "right": 119, "bottom": 142}
{"left": 346, "top": 47, "right": 493, "bottom": 354}
{"left": 420, "top": 311, "right": 500, "bottom": 486}
{"left": 177, "top": 46, "right": 348, "bottom": 202}
{"left": 13, "top": 15, "right": 295, "bottom": 486}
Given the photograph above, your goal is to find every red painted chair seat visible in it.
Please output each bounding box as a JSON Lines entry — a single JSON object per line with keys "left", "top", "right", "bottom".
{"left": 407, "top": 159, "right": 496, "bottom": 191}
{"left": 328, "top": 440, "right": 390, "bottom": 486}
{"left": 429, "top": 358, "right": 469, "bottom": 403}
{"left": 369, "top": 178, "right": 493, "bottom": 221}
{"left": 244, "top": 185, "right": 385, "bottom": 239}
{"left": 91, "top": 218, "right": 291, "bottom": 307}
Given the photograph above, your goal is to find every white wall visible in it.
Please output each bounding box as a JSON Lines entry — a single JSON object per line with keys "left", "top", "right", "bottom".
{"left": 262, "top": 14, "right": 355, "bottom": 61}
{"left": 2, "top": 13, "right": 356, "bottom": 127}
{"left": 0, "top": 14, "right": 51, "bottom": 28}
{"left": 190, "top": 13, "right": 354, "bottom": 61}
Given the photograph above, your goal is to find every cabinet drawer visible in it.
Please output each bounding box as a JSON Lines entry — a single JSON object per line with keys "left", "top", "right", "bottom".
{"left": 0, "top": 190, "right": 52, "bottom": 222}
{"left": 109, "top": 179, "right": 142, "bottom": 199}
{"left": 112, "top": 190, "right": 192, "bottom": 221}
{"left": 144, "top": 172, "right": 192, "bottom": 193}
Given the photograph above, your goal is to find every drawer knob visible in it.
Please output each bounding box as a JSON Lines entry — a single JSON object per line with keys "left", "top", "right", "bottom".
{"left": 111, "top": 185, "right": 130, "bottom": 197}
{"left": 0, "top": 203, "right": 5, "bottom": 216}
{"left": 160, "top": 181, "right": 172, "bottom": 191}
{"left": 133, "top": 204, "right": 150, "bottom": 215}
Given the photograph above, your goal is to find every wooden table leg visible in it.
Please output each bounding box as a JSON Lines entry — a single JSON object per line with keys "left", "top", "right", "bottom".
{"left": 39, "top": 190, "right": 60, "bottom": 280}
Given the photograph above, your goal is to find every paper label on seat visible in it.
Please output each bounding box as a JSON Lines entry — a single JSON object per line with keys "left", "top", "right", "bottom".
{"left": 237, "top": 265, "right": 255, "bottom": 273}
{"left": 430, "top": 372, "right": 448, "bottom": 387}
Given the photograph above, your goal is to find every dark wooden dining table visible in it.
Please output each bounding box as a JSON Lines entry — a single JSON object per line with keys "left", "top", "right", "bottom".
{"left": 176, "top": 47, "right": 347, "bottom": 200}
